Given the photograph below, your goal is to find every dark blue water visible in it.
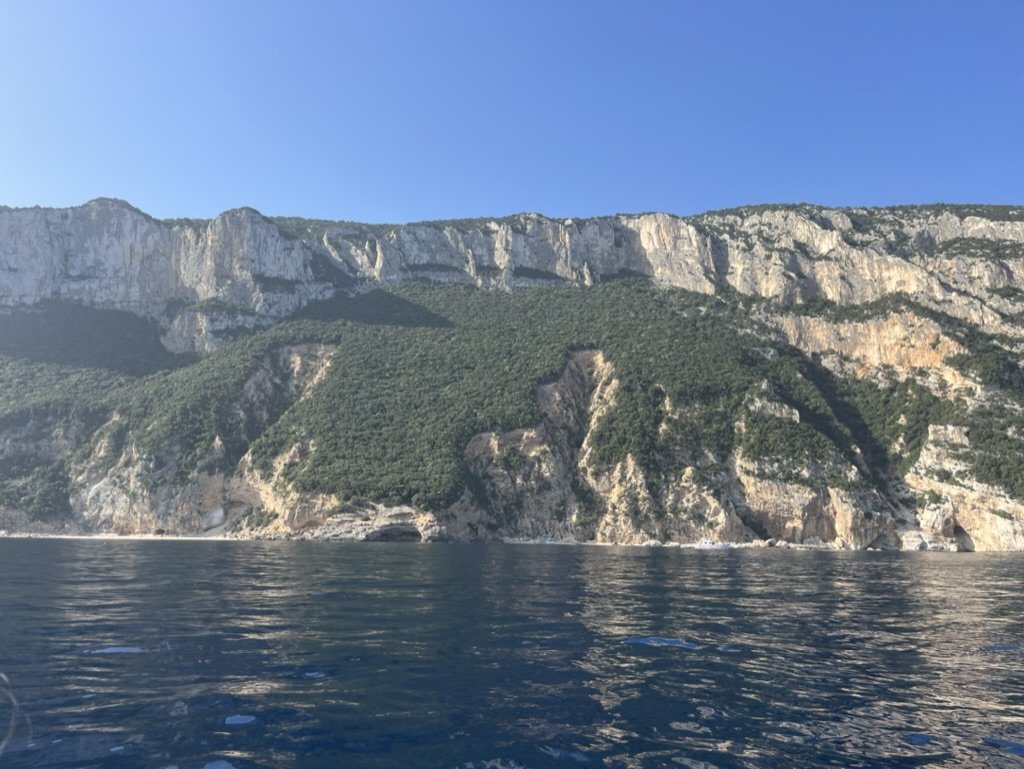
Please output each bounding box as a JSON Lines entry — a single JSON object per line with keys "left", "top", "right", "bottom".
{"left": 1, "top": 541, "right": 1023, "bottom": 768}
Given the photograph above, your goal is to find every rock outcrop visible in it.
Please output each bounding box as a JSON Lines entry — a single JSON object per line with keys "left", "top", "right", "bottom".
{"left": 67, "top": 344, "right": 337, "bottom": 535}
{"left": 3, "top": 199, "right": 1024, "bottom": 547}
{"left": 4, "top": 200, "right": 1024, "bottom": 351}
{"left": 444, "top": 351, "right": 898, "bottom": 549}
{"left": 903, "top": 425, "right": 1024, "bottom": 551}
{"left": 0, "top": 200, "right": 330, "bottom": 318}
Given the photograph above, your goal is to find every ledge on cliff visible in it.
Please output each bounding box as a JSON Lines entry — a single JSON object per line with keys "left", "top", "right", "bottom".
{"left": 2, "top": 201, "right": 1024, "bottom": 548}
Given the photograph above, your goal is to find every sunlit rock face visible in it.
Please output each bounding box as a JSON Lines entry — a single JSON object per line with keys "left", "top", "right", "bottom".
{"left": 4, "top": 200, "right": 1023, "bottom": 336}
{"left": 3, "top": 199, "right": 1024, "bottom": 547}
{"left": 0, "top": 199, "right": 329, "bottom": 322}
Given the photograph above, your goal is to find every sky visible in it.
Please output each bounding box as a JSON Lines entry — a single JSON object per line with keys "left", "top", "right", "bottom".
{"left": 0, "top": 0, "right": 1021, "bottom": 222}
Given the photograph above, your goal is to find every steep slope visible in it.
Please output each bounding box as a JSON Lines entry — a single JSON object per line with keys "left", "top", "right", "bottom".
{"left": 1, "top": 201, "right": 1024, "bottom": 548}
{"left": 4, "top": 200, "right": 1024, "bottom": 351}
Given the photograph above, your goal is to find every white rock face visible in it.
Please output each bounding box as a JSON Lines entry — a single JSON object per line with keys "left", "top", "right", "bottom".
{"left": 0, "top": 199, "right": 330, "bottom": 318}
{"left": 441, "top": 350, "right": 886, "bottom": 548}
{"left": 67, "top": 343, "right": 338, "bottom": 535}
{"left": 4, "top": 201, "right": 1024, "bottom": 345}
{"left": 904, "top": 425, "right": 1024, "bottom": 551}
{"left": 5, "top": 200, "right": 1024, "bottom": 546}
{"left": 771, "top": 312, "right": 977, "bottom": 397}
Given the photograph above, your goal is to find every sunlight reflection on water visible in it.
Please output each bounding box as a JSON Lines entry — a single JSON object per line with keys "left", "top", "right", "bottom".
{"left": 0, "top": 541, "right": 1022, "bottom": 768}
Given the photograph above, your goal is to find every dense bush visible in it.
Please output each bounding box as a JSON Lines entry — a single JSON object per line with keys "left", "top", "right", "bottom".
{"left": 4, "top": 281, "right": 1019, "bottom": 516}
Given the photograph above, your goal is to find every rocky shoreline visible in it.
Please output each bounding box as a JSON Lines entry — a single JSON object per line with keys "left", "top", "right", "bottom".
{"left": 3, "top": 201, "right": 1024, "bottom": 550}
{"left": 0, "top": 527, "right": 958, "bottom": 552}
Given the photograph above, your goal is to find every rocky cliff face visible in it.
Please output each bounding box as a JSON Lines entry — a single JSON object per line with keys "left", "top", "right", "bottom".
{"left": 4, "top": 200, "right": 1024, "bottom": 350}
{"left": 438, "top": 351, "right": 900, "bottom": 549}
{"left": 66, "top": 343, "right": 338, "bottom": 534}
{"left": 2, "top": 199, "right": 1024, "bottom": 548}
{"left": 0, "top": 200, "right": 330, "bottom": 314}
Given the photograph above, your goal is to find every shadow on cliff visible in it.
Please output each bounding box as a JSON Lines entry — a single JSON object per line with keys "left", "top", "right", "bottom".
{"left": 293, "top": 289, "right": 452, "bottom": 329}
{"left": 781, "top": 350, "right": 895, "bottom": 493}
{"left": 0, "top": 301, "right": 195, "bottom": 376}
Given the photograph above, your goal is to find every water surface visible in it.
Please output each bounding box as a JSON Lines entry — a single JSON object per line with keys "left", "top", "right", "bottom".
{"left": 0, "top": 540, "right": 1022, "bottom": 768}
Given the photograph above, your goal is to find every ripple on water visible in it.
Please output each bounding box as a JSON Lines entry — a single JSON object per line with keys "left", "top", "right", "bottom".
{"left": 903, "top": 733, "right": 938, "bottom": 746}
{"left": 982, "top": 643, "right": 1021, "bottom": 652}
{"left": 624, "top": 636, "right": 704, "bottom": 649}
{"left": 224, "top": 714, "right": 258, "bottom": 725}
{"left": 985, "top": 737, "right": 1024, "bottom": 756}
{"left": 0, "top": 541, "right": 1022, "bottom": 769}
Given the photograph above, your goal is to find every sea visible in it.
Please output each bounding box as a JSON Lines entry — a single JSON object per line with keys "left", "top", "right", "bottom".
{"left": 0, "top": 539, "right": 1022, "bottom": 769}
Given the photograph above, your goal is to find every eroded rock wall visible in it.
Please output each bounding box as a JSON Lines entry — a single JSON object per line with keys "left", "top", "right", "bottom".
{"left": 5, "top": 201, "right": 1024, "bottom": 345}
{"left": 4, "top": 200, "right": 1024, "bottom": 546}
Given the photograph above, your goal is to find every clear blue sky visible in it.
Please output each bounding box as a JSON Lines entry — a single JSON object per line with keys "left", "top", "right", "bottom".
{"left": 0, "top": 0, "right": 1021, "bottom": 222}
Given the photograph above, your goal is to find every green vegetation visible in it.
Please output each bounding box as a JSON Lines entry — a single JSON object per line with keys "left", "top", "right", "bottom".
{"left": 269, "top": 216, "right": 397, "bottom": 242}
{"left": 0, "top": 357, "right": 125, "bottom": 426}
{"left": 0, "top": 455, "right": 70, "bottom": 520}
{"left": 954, "top": 404, "right": 1024, "bottom": 499}
{"left": 915, "top": 489, "right": 943, "bottom": 508}
{"left": 253, "top": 274, "right": 300, "bottom": 291}
{"left": 931, "top": 238, "right": 1024, "bottom": 261}
{"left": 512, "top": 266, "right": 566, "bottom": 281}
{"left": 697, "top": 202, "right": 823, "bottom": 219}
{"left": 846, "top": 204, "right": 1024, "bottom": 231}
{"left": 790, "top": 293, "right": 919, "bottom": 322}
{"left": 786, "top": 293, "right": 1024, "bottom": 494}
{"left": 840, "top": 378, "right": 960, "bottom": 475}
{"left": 5, "top": 279, "right": 1024, "bottom": 522}
{"left": 245, "top": 283, "right": 969, "bottom": 505}
{"left": 408, "top": 214, "right": 540, "bottom": 234}
{"left": 160, "top": 217, "right": 208, "bottom": 229}
{"left": 226, "top": 506, "right": 279, "bottom": 533}
{"left": 912, "top": 204, "right": 1024, "bottom": 222}
{"left": 0, "top": 301, "right": 193, "bottom": 376}
{"left": 989, "top": 285, "right": 1024, "bottom": 301}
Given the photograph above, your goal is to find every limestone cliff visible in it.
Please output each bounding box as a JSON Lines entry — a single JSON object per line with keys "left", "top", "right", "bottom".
{"left": 4, "top": 200, "right": 1024, "bottom": 350}
{"left": 65, "top": 343, "right": 337, "bottom": 535}
{"left": 2, "top": 200, "right": 1024, "bottom": 548}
